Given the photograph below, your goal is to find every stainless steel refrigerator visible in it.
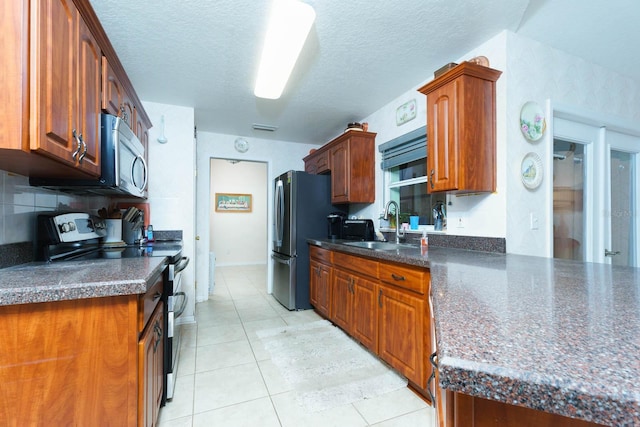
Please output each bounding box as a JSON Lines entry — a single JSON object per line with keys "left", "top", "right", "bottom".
{"left": 272, "top": 170, "right": 345, "bottom": 310}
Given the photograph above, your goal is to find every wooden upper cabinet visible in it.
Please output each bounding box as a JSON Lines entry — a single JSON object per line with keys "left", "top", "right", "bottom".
{"left": 0, "top": 0, "right": 150, "bottom": 179}
{"left": 76, "top": 13, "right": 101, "bottom": 175}
{"left": 30, "top": 0, "right": 100, "bottom": 177}
{"left": 418, "top": 62, "right": 501, "bottom": 194}
{"left": 304, "top": 131, "right": 375, "bottom": 204}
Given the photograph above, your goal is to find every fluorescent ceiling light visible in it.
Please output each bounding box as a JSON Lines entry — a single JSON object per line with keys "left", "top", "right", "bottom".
{"left": 254, "top": 0, "right": 315, "bottom": 99}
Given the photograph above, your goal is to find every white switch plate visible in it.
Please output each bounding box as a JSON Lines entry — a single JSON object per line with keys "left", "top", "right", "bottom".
{"left": 530, "top": 213, "right": 539, "bottom": 230}
{"left": 456, "top": 217, "right": 464, "bottom": 228}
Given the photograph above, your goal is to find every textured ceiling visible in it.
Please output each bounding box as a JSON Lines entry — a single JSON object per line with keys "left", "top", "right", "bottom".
{"left": 89, "top": 0, "right": 639, "bottom": 144}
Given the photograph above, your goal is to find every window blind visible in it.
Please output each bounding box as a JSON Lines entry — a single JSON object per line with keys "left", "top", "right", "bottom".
{"left": 378, "top": 125, "right": 426, "bottom": 170}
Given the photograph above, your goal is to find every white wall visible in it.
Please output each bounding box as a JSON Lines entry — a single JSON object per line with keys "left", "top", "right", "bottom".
{"left": 503, "top": 30, "right": 640, "bottom": 256}
{"left": 142, "top": 101, "right": 196, "bottom": 323}
{"left": 195, "top": 132, "right": 320, "bottom": 302}
{"left": 209, "top": 159, "right": 267, "bottom": 266}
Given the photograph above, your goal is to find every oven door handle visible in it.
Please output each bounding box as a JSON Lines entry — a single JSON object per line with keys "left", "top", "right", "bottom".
{"left": 174, "top": 291, "right": 187, "bottom": 318}
{"left": 175, "top": 256, "right": 190, "bottom": 274}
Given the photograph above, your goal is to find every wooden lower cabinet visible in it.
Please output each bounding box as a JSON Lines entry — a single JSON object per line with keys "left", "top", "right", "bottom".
{"left": 378, "top": 285, "right": 425, "bottom": 387}
{"left": 351, "top": 275, "right": 378, "bottom": 351}
{"left": 0, "top": 276, "right": 165, "bottom": 426}
{"left": 309, "top": 259, "right": 332, "bottom": 318}
{"left": 331, "top": 268, "right": 379, "bottom": 353}
{"left": 331, "top": 268, "right": 353, "bottom": 330}
{"left": 139, "top": 301, "right": 164, "bottom": 427}
{"left": 314, "top": 246, "right": 429, "bottom": 394}
{"left": 441, "top": 392, "right": 605, "bottom": 427}
{"left": 309, "top": 246, "right": 333, "bottom": 318}
{"left": 0, "top": 296, "right": 139, "bottom": 426}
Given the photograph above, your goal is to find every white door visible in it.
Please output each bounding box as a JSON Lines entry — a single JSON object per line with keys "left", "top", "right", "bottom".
{"left": 605, "top": 131, "right": 640, "bottom": 266}
{"left": 553, "top": 118, "right": 640, "bottom": 266}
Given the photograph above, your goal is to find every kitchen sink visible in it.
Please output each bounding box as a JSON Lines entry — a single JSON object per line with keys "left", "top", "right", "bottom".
{"left": 343, "top": 241, "right": 417, "bottom": 251}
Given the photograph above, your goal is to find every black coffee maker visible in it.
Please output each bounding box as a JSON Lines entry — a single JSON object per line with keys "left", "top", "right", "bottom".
{"left": 327, "top": 212, "right": 347, "bottom": 239}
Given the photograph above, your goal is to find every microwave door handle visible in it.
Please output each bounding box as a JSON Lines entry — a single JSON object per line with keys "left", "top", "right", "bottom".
{"left": 132, "top": 154, "right": 148, "bottom": 191}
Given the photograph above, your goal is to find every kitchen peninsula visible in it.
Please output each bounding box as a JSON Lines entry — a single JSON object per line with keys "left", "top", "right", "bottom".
{"left": 309, "top": 239, "right": 640, "bottom": 426}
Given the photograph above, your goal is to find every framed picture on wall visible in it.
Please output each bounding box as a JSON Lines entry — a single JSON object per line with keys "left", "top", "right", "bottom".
{"left": 215, "top": 193, "right": 252, "bottom": 212}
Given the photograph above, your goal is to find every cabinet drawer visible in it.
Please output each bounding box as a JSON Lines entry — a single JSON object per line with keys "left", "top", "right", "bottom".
{"left": 333, "top": 252, "right": 378, "bottom": 278}
{"left": 310, "top": 245, "right": 332, "bottom": 264}
{"left": 379, "top": 262, "right": 427, "bottom": 294}
{"left": 138, "top": 275, "right": 163, "bottom": 332}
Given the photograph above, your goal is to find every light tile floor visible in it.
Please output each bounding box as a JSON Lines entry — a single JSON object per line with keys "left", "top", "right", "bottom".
{"left": 158, "top": 264, "right": 435, "bottom": 427}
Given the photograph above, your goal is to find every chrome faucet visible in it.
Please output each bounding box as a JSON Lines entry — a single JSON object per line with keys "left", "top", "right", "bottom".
{"left": 384, "top": 200, "right": 404, "bottom": 244}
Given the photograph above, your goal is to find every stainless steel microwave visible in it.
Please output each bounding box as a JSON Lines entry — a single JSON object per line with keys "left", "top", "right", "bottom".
{"left": 30, "top": 114, "right": 148, "bottom": 198}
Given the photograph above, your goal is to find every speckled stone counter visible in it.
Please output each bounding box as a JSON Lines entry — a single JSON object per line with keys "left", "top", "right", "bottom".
{"left": 309, "top": 239, "right": 640, "bottom": 426}
{"left": 0, "top": 257, "right": 168, "bottom": 306}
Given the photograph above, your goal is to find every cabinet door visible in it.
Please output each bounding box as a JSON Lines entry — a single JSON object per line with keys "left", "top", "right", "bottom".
{"left": 102, "top": 57, "right": 123, "bottom": 116}
{"left": 31, "top": 0, "right": 78, "bottom": 167}
{"left": 31, "top": 0, "right": 100, "bottom": 176}
{"left": 330, "top": 269, "right": 352, "bottom": 331}
{"left": 139, "top": 302, "right": 164, "bottom": 427}
{"left": 351, "top": 277, "right": 378, "bottom": 352}
{"left": 309, "top": 260, "right": 321, "bottom": 309}
{"left": 316, "top": 263, "right": 331, "bottom": 317}
{"left": 378, "top": 285, "right": 425, "bottom": 387}
{"left": 330, "top": 142, "right": 350, "bottom": 203}
{"left": 427, "top": 80, "right": 459, "bottom": 192}
{"left": 76, "top": 15, "right": 101, "bottom": 175}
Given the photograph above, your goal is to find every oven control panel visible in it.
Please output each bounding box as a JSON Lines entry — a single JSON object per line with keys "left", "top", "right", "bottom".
{"left": 46, "top": 213, "right": 107, "bottom": 243}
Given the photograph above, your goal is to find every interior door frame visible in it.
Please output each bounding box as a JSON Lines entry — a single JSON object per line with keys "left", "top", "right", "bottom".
{"left": 549, "top": 101, "right": 640, "bottom": 264}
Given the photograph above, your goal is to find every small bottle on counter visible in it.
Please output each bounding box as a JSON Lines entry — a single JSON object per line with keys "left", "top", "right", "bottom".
{"left": 421, "top": 230, "right": 429, "bottom": 255}
{"left": 146, "top": 225, "right": 154, "bottom": 242}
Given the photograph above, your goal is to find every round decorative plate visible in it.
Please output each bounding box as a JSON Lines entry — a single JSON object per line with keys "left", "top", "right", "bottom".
{"left": 234, "top": 138, "right": 249, "bottom": 153}
{"left": 521, "top": 152, "right": 543, "bottom": 189}
{"left": 520, "top": 101, "right": 546, "bottom": 142}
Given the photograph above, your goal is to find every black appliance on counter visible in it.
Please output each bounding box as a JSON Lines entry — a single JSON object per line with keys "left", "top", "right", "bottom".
{"left": 327, "top": 211, "right": 347, "bottom": 239}
{"left": 272, "top": 171, "right": 346, "bottom": 310}
{"left": 342, "top": 219, "right": 375, "bottom": 241}
{"left": 35, "top": 212, "right": 188, "bottom": 404}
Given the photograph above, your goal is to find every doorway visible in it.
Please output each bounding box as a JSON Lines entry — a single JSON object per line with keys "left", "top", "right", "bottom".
{"left": 552, "top": 116, "right": 640, "bottom": 266}
{"left": 209, "top": 159, "right": 268, "bottom": 270}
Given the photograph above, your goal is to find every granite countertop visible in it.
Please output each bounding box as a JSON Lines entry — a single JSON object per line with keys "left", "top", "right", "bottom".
{"left": 309, "top": 239, "right": 640, "bottom": 426}
{"left": 0, "top": 257, "right": 168, "bottom": 306}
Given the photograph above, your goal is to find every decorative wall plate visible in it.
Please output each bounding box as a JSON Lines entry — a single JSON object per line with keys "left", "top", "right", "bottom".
{"left": 520, "top": 101, "right": 546, "bottom": 142}
{"left": 521, "top": 152, "right": 543, "bottom": 189}
{"left": 396, "top": 99, "right": 417, "bottom": 126}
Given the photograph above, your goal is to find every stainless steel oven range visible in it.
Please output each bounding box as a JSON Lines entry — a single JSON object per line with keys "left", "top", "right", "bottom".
{"left": 36, "top": 212, "right": 188, "bottom": 405}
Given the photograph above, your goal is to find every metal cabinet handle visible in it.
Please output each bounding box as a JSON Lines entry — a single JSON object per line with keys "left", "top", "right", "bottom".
{"left": 605, "top": 249, "right": 621, "bottom": 257}
{"left": 153, "top": 321, "right": 163, "bottom": 352}
{"left": 120, "top": 105, "right": 129, "bottom": 124}
{"left": 153, "top": 291, "right": 162, "bottom": 301}
{"left": 71, "top": 129, "right": 82, "bottom": 161}
{"left": 426, "top": 351, "right": 438, "bottom": 403}
{"left": 391, "top": 273, "right": 405, "bottom": 281}
{"left": 78, "top": 136, "right": 87, "bottom": 163}
{"left": 430, "top": 169, "right": 435, "bottom": 189}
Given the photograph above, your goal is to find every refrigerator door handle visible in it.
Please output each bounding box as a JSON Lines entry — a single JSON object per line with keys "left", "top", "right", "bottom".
{"left": 275, "top": 179, "right": 284, "bottom": 247}
{"left": 271, "top": 253, "right": 291, "bottom": 265}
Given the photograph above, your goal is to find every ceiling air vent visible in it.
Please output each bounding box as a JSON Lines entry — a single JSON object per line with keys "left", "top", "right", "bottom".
{"left": 252, "top": 123, "right": 278, "bottom": 132}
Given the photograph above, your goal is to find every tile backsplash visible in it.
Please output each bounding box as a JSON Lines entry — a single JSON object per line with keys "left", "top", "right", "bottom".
{"left": 0, "top": 169, "right": 109, "bottom": 245}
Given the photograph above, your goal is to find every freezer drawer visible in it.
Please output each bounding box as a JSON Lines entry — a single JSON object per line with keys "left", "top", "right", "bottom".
{"left": 271, "top": 252, "right": 296, "bottom": 310}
